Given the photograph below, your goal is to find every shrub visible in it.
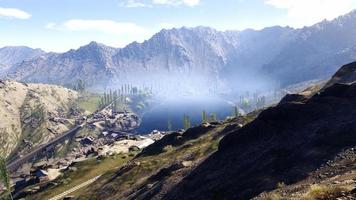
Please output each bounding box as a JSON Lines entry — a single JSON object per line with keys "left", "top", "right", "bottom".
{"left": 302, "top": 184, "right": 345, "bottom": 200}
{"left": 163, "top": 145, "right": 174, "bottom": 152}
{"left": 259, "top": 192, "right": 283, "bottom": 200}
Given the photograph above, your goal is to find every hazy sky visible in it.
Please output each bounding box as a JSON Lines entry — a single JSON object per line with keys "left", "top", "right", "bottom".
{"left": 1, "top": 0, "right": 356, "bottom": 52}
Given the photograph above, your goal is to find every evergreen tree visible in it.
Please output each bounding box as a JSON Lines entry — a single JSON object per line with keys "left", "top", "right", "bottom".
{"left": 183, "top": 115, "right": 191, "bottom": 130}
{"left": 234, "top": 106, "right": 239, "bottom": 118}
{"left": 76, "top": 79, "right": 85, "bottom": 92}
{"left": 202, "top": 110, "right": 207, "bottom": 123}
{"left": 103, "top": 92, "right": 107, "bottom": 105}
{"left": 167, "top": 119, "right": 172, "bottom": 131}
{"left": 210, "top": 113, "right": 217, "bottom": 122}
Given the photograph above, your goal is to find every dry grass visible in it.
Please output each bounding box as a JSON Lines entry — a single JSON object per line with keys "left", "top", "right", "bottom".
{"left": 259, "top": 192, "right": 284, "bottom": 200}
{"left": 301, "top": 184, "right": 346, "bottom": 200}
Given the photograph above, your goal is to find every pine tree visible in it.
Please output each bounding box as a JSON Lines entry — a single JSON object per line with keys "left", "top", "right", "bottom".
{"left": 210, "top": 113, "right": 217, "bottom": 122}
{"left": 234, "top": 106, "right": 239, "bottom": 118}
{"left": 76, "top": 79, "right": 85, "bottom": 92}
{"left": 103, "top": 92, "right": 107, "bottom": 105}
{"left": 183, "top": 115, "right": 191, "bottom": 130}
{"left": 202, "top": 110, "right": 207, "bottom": 123}
{"left": 167, "top": 119, "right": 172, "bottom": 131}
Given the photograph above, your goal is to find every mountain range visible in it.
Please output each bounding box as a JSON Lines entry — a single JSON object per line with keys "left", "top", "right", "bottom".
{"left": 2, "top": 10, "right": 356, "bottom": 90}
{"left": 0, "top": 46, "right": 45, "bottom": 76}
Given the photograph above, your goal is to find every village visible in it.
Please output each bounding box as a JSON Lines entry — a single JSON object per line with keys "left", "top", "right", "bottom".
{"left": 6, "top": 105, "right": 168, "bottom": 197}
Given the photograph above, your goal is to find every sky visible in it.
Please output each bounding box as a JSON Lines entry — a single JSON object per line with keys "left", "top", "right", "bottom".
{"left": 1, "top": 0, "right": 356, "bottom": 52}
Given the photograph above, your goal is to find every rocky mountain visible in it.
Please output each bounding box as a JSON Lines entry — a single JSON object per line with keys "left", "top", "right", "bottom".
{"left": 3, "top": 26, "right": 295, "bottom": 91}
{"left": 3, "top": 10, "right": 356, "bottom": 91}
{"left": 263, "top": 11, "right": 356, "bottom": 86}
{"left": 4, "top": 42, "right": 117, "bottom": 87}
{"left": 0, "top": 46, "right": 45, "bottom": 74}
{"left": 0, "top": 80, "right": 78, "bottom": 159}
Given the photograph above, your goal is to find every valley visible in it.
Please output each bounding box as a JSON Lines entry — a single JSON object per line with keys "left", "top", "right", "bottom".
{"left": 2, "top": 4, "right": 356, "bottom": 200}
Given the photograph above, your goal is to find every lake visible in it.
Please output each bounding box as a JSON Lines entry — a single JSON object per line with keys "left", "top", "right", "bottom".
{"left": 136, "top": 96, "right": 234, "bottom": 133}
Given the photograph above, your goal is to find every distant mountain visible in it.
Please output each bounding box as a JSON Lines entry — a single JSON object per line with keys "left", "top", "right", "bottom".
{"left": 4, "top": 10, "right": 356, "bottom": 90}
{"left": 0, "top": 46, "right": 45, "bottom": 74}
{"left": 4, "top": 27, "right": 294, "bottom": 91}
{"left": 263, "top": 10, "right": 356, "bottom": 86}
{"left": 5, "top": 42, "right": 118, "bottom": 86}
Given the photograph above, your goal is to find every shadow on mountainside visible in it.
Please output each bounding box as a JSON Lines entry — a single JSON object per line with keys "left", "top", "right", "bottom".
{"left": 164, "top": 62, "right": 356, "bottom": 200}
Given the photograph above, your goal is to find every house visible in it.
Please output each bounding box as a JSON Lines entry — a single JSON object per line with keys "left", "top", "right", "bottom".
{"left": 34, "top": 169, "right": 49, "bottom": 182}
{"left": 102, "top": 131, "right": 109, "bottom": 137}
{"left": 81, "top": 136, "right": 95, "bottom": 145}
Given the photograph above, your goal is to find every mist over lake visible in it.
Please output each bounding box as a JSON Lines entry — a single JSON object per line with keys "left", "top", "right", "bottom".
{"left": 137, "top": 96, "right": 233, "bottom": 133}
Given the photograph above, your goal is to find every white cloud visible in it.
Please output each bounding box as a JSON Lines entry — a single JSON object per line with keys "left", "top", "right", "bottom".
{"left": 45, "top": 19, "right": 153, "bottom": 49}
{"left": 152, "top": 0, "right": 200, "bottom": 6}
{"left": 120, "top": 0, "right": 152, "bottom": 8}
{"left": 120, "top": 0, "right": 200, "bottom": 7}
{"left": 46, "top": 19, "right": 148, "bottom": 36}
{"left": 0, "top": 7, "right": 31, "bottom": 19}
{"left": 265, "top": 0, "right": 356, "bottom": 27}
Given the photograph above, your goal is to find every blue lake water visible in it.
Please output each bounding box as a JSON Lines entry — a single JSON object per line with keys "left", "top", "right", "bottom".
{"left": 136, "top": 96, "right": 234, "bottom": 133}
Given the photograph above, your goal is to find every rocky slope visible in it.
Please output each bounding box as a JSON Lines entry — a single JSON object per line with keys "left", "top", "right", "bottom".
{"left": 263, "top": 11, "right": 356, "bottom": 86}
{"left": 4, "top": 10, "right": 356, "bottom": 90}
{"left": 0, "top": 80, "right": 78, "bottom": 159}
{"left": 164, "top": 62, "right": 356, "bottom": 199}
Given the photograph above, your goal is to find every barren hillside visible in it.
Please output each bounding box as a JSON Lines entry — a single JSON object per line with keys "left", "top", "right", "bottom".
{"left": 0, "top": 80, "right": 78, "bottom": 158}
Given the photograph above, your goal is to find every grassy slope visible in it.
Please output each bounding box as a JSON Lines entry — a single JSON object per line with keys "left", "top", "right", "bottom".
{"left": 76, "top": 94, "right": 101, "bottom": 113}
{"left": 27, "top": 154, "right": 133, "bottom": 200}
{"left": 76, "top": 112, "right": 260, "bottom": 200}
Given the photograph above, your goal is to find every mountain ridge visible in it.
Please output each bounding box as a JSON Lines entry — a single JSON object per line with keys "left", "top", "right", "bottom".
{"left": 3, "top": 10, "right": 356, "bottom": 89}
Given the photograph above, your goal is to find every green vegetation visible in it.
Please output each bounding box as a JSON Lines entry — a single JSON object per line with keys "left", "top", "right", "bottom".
{"left": 202, "top": 110, "right": 207, "bottom": 123}
{"left": 233, "top": 106, "right": 240, "bottom": 118}
{"left": 183, "top": 114, "right": 191, "bottom": 130}
{"left": 26, "top": 104, "right": 261, "bottom": 200}
{"left": 76, "top": 110, "right": 261, "bottom": 199}
{"left": 0, "top": 156, "right": 12, "bottom": 200}
{"left": 77, "top": 123, "right": 231, "bottom": 199}
{"left": 210, "top": 113, "right": 217, "bottom": 122}
{"left": 73, "top": 79, "right": 86, "bottom": 92}
{"left": 28, "top": 155, "right": 132, "bottom": 200}
{"left": 77, "top": 94, "right": 101, "bottom": 113}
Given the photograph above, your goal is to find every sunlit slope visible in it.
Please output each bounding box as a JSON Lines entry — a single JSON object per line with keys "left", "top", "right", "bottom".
{"left": 0, "top": 80, "right": 78, "bottom": 158}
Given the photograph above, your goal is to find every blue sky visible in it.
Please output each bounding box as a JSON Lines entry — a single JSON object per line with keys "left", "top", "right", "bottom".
{"left": 1, "top": 0, "right": 356, "bottom": 52}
